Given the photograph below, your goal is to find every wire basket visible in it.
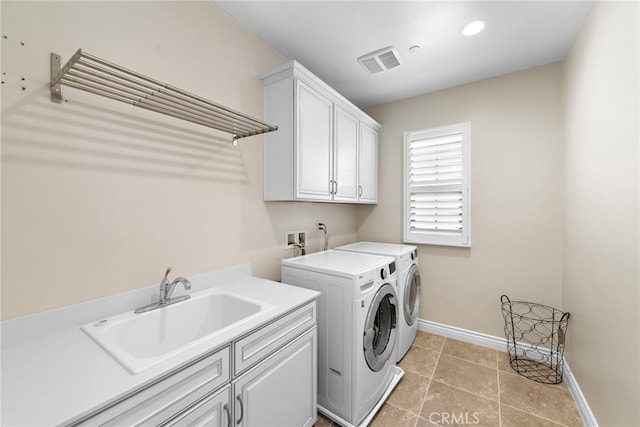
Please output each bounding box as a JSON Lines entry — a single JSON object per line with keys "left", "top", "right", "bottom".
{"left": 500, "top": 295, "right": 570, "bottom": 384}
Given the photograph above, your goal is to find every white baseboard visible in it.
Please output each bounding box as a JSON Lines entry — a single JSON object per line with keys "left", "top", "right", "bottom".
{"left": 418, "top": 318, "right": 507, "bottom": 351}
{"left": 417, "top": 319, "right": 598, "bottom": 427}
{"left": 562, "top": 361, "right": 599, "bottom": 427}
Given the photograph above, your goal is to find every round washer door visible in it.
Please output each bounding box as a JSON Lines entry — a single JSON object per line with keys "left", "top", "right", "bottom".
{"left": 404, "top": 264, "right": 421, "bottom": 326}
{"left": 363, "top": 283, "right": 398, "bottom": 372}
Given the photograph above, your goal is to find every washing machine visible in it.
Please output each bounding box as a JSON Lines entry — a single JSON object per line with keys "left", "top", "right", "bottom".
{"left": 281, "top": 250, "right": 404, "bottom": 427}
{"left": 336, "top": 242, "right": 421, "bottom": 362}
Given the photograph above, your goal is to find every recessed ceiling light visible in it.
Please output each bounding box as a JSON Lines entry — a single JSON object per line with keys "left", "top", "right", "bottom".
{"left": 409, "top": 45, "right": 421, "bottom": 54}
{"left": 462, "top": 19, "right": 488, "bottom": 36}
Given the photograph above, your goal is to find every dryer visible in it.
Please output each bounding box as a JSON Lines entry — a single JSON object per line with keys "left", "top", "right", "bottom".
{"left": 281, "top": 250, "right": 404, "bottom": 427}
{"left": 336, "top": 242, "right": 421, "bottom": 362}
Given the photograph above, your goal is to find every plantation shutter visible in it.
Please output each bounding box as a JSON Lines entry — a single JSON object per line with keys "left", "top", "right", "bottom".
{"left": 403, "top": 123, "right": 470, "bottom": 247}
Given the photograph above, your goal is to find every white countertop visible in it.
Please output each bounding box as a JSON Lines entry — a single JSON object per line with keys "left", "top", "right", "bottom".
{"left": 1, "top": 264, "right": 319, "bottom": 426}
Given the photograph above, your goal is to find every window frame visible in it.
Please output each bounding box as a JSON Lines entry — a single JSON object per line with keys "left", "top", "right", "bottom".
{"left": 403, "top": 122, "right": 471, "bottom": 247}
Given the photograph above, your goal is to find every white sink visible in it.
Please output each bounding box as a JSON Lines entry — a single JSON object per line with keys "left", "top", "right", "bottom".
{"left": 82, "top": 288, "right": 275, "bottom": 374}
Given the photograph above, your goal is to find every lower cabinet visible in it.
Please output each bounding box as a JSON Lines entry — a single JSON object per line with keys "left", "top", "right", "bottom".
{"left": 72, "top": 346, "right": 231, "bottom": 427}
{"left": 68, "top": 301, "right": 317, "bottom": 427}
{"left": 170, "top": 328, "right": 316, "bottom": 427}
{"left": 233, "top": 328, "right": 317, "bottom": 427}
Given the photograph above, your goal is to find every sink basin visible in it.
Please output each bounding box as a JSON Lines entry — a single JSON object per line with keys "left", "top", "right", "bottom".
{"left": 82, "top": 288, "right": 275, "bottom": 374}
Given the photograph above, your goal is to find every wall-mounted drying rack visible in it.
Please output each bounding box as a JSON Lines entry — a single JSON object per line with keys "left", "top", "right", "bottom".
{"left": 50, "top": 49, "right": 278, "bottom": 145}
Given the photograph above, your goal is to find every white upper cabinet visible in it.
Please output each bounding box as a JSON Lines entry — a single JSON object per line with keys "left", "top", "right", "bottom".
{"left": 261, "top": 61, "right": 380, "bottom": 204}
{"left": 296, "top": 80, "right": 334, "bottom": 200}
{"left": 333, "top": 105, "right": 359, "bottom": 201}
{"left": 358, "top": 123, "right": 378, "bottom": 203}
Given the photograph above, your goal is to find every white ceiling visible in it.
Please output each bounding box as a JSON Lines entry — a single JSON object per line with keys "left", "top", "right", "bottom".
{"left": 216, "top": 1, "right": 592, "bottom": 108}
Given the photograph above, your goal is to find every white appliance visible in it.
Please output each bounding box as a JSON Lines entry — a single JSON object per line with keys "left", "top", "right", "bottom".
{"left": 336, "top": 242, "right": 421, "bottom": 362}
{"left": 281, "top": 250, "right": 404, "bottom": 427}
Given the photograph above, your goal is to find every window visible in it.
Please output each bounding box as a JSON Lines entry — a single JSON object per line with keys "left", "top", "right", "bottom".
{"left": 403, "top": 122, "right": 471, "bottom": 247}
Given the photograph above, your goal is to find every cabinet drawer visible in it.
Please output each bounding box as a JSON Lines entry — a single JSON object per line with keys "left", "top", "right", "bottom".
{"left": 234, "top": 301, "right": 316, "bottom": 375}
{"left": 163, "top": 385, "right": 231, "bottom": 427}
{"left": 72, "top": 346, "right": 230, "bottom": 426}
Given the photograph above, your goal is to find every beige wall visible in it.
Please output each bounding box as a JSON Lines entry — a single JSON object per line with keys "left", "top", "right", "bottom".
{"left": 4, "top": 2, "right": 639, "bottom": 422}
{"left": 0, "top": 1, "right": 357, "bottom": 320}
{"left": 360, "top": 63, "right": 564, "bottom": 338}
{"left": 562, "top": 2, "right": 639, "bottom": 426}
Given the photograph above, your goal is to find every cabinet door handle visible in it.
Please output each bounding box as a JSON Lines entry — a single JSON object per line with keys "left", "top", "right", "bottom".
{"left": 224, "top": 403, "right": 231, "bottom": 427}
{"left": 236, "top": 395, "right": 244, "bottom": 425}
{"left": 359, "top": 185, "right": 363, "bottom": 197}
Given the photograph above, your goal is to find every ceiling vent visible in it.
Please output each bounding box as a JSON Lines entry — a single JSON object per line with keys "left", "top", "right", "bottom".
{"left": 357, "top": 46, "right": 402, "bottom": 74}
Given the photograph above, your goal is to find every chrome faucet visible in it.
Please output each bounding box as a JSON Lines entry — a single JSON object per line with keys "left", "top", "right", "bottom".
{"left": 135, "top": 267, "right": 192, "bottom": 314}
{"left": 291, "top": 231, "right": 306, "bottom": 255}
{"left": 159, "top": 267, "right": 191, "bottom": 303}
{"left": 291, "top": 242, "right": 306, "bottom": 256}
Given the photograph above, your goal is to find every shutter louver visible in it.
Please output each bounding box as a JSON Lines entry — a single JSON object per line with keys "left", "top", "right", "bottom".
{"left": 404, "top": 123, "right": 470, "bottom": 246}
{"left": 410, "top": 192, "right": 463, "bottom": 235}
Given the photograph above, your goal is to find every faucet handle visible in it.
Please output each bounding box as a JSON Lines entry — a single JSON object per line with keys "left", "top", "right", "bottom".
{"left": 161, "top": 267, "right": 172, "bottom": 284}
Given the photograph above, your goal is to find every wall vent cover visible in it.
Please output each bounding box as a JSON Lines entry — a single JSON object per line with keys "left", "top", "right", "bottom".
{"left": 357, "top": 46, "right": 402, "bottom": 74}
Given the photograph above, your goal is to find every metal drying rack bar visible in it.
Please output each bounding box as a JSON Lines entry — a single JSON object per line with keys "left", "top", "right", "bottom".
{"left": 50, "top": 49, "right": 278, "bottom": 145}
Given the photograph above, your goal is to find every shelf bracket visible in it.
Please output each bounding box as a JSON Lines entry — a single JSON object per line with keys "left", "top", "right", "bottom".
{"left": 50, "top": 53, "right": 62, "bottom": 103}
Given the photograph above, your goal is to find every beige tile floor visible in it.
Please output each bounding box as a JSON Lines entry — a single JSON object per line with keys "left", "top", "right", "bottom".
{"left": 316, "top": 331, "right": 583, "bottom": 427}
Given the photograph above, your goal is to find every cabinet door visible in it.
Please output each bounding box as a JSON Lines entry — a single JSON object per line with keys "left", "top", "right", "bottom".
{"left": 333, "top": 106, "right": 359, "bottom": 202}
{"left": 164, "top": 386, "right": 231, "bottom": 427}
{"left": 233, "top": 328, "right": 317, "bottom": 427}
{"left": 358, "top": 123, "right": 378, "bottom": 203}
{"left": 296, "top": 80, "right": 333, "bottom": 200}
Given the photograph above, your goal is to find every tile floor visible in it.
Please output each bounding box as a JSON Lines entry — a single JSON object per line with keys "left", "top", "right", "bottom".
{"left": 316, "top": 331, "right": 583, "bottom": 427}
